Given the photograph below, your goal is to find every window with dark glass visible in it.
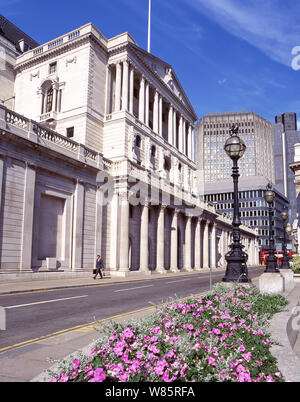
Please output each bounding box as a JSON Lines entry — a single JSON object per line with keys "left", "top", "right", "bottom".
{"left": 66, "top": 127, "right": 74, "bottom": 138}
{"left": 46, "top": 88, "right": 53, "bottom": 112}
{"left": 49, "top": 62, "right": 57, "bottom": 74}
{"left": 135, "top": 135, "right": 141, "bottom": 148}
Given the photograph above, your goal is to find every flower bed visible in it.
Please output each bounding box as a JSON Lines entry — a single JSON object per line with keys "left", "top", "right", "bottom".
{"left": 48, "top": 283, "right": 288, "bottom": 383}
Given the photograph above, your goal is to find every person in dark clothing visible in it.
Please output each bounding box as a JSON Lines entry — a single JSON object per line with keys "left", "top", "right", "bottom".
{"left": 94, "top": 254, "right": 104, "bottom": 279}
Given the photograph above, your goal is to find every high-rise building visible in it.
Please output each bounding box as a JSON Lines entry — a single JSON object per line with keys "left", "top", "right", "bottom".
{"left": 195, "top": 111, "right": 288, "bottom": 250}
{"left": 275, "top": 112, "right": 297, "bottom": 132}
{"left": 204, "top": 176, "right": 288, "bottom": 249}
{"left": 195, "top": 111, "right": 274, "bottom": 183}
{"left": 274, "top": 112, "right": 300, "bottom": 224}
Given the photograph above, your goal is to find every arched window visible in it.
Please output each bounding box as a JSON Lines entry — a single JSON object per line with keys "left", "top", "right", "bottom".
{"left": 40, "top": 79, "right": 61, "bottom": 115}
{"left": 46, "top": 87, "right": 53, "bottom": 113}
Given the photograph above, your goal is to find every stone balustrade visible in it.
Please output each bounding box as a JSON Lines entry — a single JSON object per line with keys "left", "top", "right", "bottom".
{"left": 0, "top": 105, "right": 102, "bottom": 169}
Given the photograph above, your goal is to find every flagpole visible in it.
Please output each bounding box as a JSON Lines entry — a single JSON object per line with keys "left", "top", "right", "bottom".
{"left": 147, "top": 0, "right": 151, "bottom": 53}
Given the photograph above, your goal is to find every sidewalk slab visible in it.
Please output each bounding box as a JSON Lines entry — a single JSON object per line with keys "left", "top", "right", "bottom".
{"left": 0, "top": 266, "right": 231, "bottom": 295}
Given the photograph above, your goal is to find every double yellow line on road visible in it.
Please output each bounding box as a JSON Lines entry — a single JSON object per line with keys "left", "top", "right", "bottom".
{"left": 0, "top": 305, "right": 155, "bottom": 355}
{"left": 0, "top": 290, "right": 210, "bottom": 355}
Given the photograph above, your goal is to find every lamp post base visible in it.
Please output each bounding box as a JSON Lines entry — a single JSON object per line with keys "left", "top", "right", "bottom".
{"left": 280, "top": 255, "right": 290, "bottom": 270}
{"left": 222, "top": 245, "right": 251, "bottom": 283}
{"left": 264, "top": 254, "right": 279, "bottom": 273}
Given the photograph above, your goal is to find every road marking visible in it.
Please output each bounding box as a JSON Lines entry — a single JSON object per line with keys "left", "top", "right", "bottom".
{"left": 4, "top": 295, "right": 88, "bottom": 309}
{"left": 166, "top": 278, "right": 192, "bottom": 284}
{"left": 0, "top": 291, "right": 210, "bottom": 355}
{"left": 114, "top": 285, "right": 153, "bottom": 293}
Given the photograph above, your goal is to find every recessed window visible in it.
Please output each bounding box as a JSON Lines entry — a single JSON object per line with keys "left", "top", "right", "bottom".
{"left": 66, "top": 127, "right": 74, "bottom": 138}
{"left": 46, "top": 88, "right": 53, "bottom": 113}
{"left": 135, "top": 135, "right": 141, "bottom": 148}
{"left": 150, "top": 145, "right": 156, "bottom": 157}
{"left": 49, "top": 62, "right": 57, "bottom": 75}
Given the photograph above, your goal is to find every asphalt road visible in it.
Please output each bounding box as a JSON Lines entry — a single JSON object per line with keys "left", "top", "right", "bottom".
{"left": 0, "top": 267, "right": 263, "bottom": 353}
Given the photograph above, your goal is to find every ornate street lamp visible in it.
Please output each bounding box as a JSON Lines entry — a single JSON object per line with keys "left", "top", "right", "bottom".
{"left": 280, "top": 206, "right": 291, "bottom": 269}
{"left": 264, "top": 183, "right": 279, "bottom": 273}
{"left": 223, "top": 124, "right": 250, "bottom": 283}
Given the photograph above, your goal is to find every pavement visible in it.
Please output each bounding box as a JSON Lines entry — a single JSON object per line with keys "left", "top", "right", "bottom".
{"left": 0, "top": 267, "right": 299, "bottom": 382}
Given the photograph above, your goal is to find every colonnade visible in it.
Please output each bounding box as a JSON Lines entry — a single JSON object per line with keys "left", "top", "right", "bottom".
{"left": 107, "top": 59, "right": 194, "bottom": 160}
{"left": 109, "top": 196, "right": 258, "bottom": 275}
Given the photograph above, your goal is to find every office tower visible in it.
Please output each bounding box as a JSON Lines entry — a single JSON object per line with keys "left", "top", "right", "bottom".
{"left": 195, "top": 111, "right": 274, "bottom": 183}
{"left": 274, "top": 112, "right": 300, "bottom": 223}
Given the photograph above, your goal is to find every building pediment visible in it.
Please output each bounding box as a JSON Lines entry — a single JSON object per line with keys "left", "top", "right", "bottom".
{"left": 128, "top": 43, "right": 197, "bottom": 121}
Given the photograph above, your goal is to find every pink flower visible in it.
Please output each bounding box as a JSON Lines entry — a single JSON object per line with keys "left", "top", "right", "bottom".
{"left": 122, "top": 327, "right": 135, "bottom": 339}
{"left": 89, "top": 367, "right": 106, "bottom": 382}
{"left": 242, "top": 352, "right": 252, "bottom": 362}
{"left": 152, "top": 326, "right": 162, "bottom": 335}
{"left": 72, "top": 359, "right": 80, "bottom": 370}
{"left": 239, "top": 344, "right": 246, "bottom": 352}
{"left": 59, "top": 372, "right": 69, "bottom": 382}
{"left": 207, "top": 356, "right": 216, "bottom": 366}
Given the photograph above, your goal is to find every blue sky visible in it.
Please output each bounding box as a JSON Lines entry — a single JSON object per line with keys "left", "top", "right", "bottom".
{"left": 2, "top": 0, "right": 300, "bottom": 125}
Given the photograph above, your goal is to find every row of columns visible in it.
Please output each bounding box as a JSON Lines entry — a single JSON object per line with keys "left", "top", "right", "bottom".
{"left": 109, "top": 59, "right": 194, "bottom": 160}
{"left": 115, "top": 198, "right": 227, "bottom": 273}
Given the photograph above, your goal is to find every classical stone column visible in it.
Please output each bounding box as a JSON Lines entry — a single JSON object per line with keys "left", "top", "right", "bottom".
{"left": 72, "top": 179, "right": 85, "bottom": 270}
{"left": 170, "top": 209, "right": 179, "bottom": 272}
{"left": 183, "top": 215, "right": 193, "bottom": 271}
{"left": 189, "top": 125, "right": 194, "bottom": 161}
{"left": 119, "top": 192, "right": 130, "bottom": 272}
{"left": 203, "top": 220, "right": 209, "bottom": 269}
{"left": 220, "top": 230, "right": 226, "bottom": 267}
{"left": 140, "top": 202, "right": 149, "bottom": 272}
{"left": 129, "top": 64, "right": 134, "bottom": 114}
{"left": 159, "top": 94, "right": 163, "bottom": 135}
{"left": 210, "top": 224, "right": 217, "bottom": 269}
{"left": 105, "top": 65, "right": 112, "bottom": 114}
{"left": 168, "top": 105, "right": 173, "bottom": 145}
{"left": 122, "top": 59, "right": 129, "bottom": 111}
{"left": 139, "top": 75, "right": 145, "bottom": 123}
{"left": 53, "top": 87, "right": 58, "bottom": 112}
{"left": 115, "top": 61, "right": 122, "bottom": 112}
{"left": 153, "top": 90, "right": 159, "bottom": 133}
{"left": 194, "top": 218, "right": 202, "bottom": 270}
{"left": 183, "top": 119, "right": 186, "bottom": 156}
{"left": 173, "top": 109, "right": 177, "bottom": 147}
{"left": 156, "top": 205, "right": 166, "bottom": 273}
{"left": 95, "top": 187, "right": 104, "bottom": 259}
{"left": 179, "top": 116, "right": 183, "bottom": 153}
{"left": 110, "top": 193, "right": 119, "bottom": 271}
{"left": 145, "top": 81, "right": 149, "bottom": 127}
{"left": 20, "top": 162, "right": 36, "bottom": 271}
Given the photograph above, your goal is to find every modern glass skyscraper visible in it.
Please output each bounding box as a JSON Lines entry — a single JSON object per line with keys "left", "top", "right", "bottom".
{"left": 274, "top": 112, "right": 300, "bottom": 223}
{"left": 195, "top": 111, "right": 274, "bottom": 183}
{"left": 195, "top": 111, "right": 284, "bottom": 250}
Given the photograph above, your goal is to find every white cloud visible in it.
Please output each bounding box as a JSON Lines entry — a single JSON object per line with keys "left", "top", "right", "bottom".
{"left": 297, "top": 121, "right": 300, "bottom": 131}
{"left": 218, "top": 78, "right": 227, "bottom": 85}
{"left": 185, "top": 0, "right": 300, "bottom": 67}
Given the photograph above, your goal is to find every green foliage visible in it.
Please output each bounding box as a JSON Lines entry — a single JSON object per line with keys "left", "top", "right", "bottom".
{"left": 48, "top": 284, "right": 288, "bottom": 383}
{"left": 291, "top": 254, "right": 300, "bottom": 274}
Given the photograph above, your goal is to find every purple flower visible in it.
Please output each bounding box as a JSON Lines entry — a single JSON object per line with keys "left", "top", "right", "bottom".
{"left": 88, "top": 367, "right": 106, "bottom": 382}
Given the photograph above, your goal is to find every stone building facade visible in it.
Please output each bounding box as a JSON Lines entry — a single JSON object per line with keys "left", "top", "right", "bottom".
{"left": 0, "top": 21, "right": 259, "bottom": 277}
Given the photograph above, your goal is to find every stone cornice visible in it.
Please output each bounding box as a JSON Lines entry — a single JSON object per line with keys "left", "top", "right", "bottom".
{"left": 15, "top": 32, "right": 107, "bottom": 72}
{"left": 108, "top": 44, "right": 197, "bottom": 124}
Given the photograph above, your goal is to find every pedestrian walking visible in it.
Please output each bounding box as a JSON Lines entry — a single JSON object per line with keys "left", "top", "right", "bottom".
{"left": 94, "top": 254, "right": 104, "bottom": 279}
